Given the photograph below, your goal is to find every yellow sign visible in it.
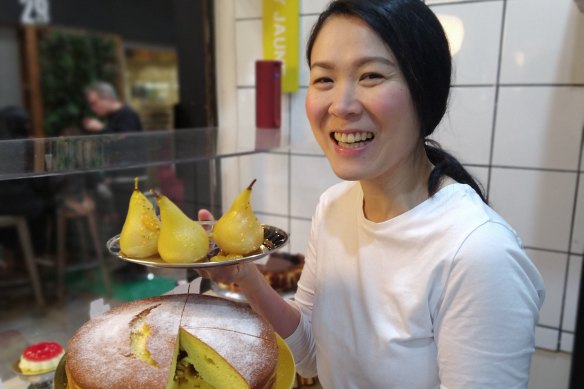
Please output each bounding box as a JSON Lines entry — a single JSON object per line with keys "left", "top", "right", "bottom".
{"left": 263, "top": 0, "right": 299, "bottom": 93}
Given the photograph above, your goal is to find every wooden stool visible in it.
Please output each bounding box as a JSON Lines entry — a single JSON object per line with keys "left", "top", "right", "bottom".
{"left": 0, "top": 215, "right": 45, "bottom": 309}
{"left": 56, "top": 204, "right": 112, "bottom": 300}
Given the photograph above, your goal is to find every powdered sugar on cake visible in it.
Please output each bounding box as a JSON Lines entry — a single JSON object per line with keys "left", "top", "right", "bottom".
{"left": 65, "top": 294, "right": 278, "bottom": 389}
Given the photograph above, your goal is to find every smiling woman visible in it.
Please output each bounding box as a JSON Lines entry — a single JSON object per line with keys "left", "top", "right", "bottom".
{"left": 198, "top": 1, "right": 545, "bottom": 388}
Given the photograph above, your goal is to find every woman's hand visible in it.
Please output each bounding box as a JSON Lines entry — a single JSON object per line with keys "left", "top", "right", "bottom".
{"left": 198, "top": 209, "right": 301, "bottom": 338}
{"left": 197, "top": 209, "right": 258, "bottom": 284}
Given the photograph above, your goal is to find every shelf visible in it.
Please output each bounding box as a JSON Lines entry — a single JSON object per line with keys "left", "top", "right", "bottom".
{"left": 0, "top": 127, "right": 281, "bottom": 181}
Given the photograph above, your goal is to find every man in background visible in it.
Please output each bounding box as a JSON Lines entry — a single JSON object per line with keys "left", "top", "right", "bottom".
{"left": 83, "top": 81, "right": 145, "bottom": 233}
{"left": 84, "top": 81, "right": 143, "bottom": 134}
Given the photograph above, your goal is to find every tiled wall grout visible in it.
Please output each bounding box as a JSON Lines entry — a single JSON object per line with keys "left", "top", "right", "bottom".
{"left": 227, "top": 0, "right": 584, "bottom": 353}
{"left": 287, "top": 93, "right": 293, "bottom": 240}
{"left": 558, "top": 125, "right": 584, "bottom": 345}
{"left": 525, "top": 246, "right": 584, "bottom": 258}
{"left": 485, "top": 0, "right": 507, "bottom": 201}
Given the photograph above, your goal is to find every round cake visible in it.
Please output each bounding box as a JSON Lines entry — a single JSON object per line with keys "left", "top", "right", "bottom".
{"left": 19, "top": 341, "right": 64, "bottom": 374}
{"left": 65, "top": 294, "right": 278, "bottom": 389}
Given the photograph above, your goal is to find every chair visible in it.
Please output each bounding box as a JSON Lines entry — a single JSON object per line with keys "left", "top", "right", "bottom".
{"left": 56, "top": 199, "right": 112, "bottom": 300}
{"left": 0, "top": 215, "right": 45, "bottom": 309}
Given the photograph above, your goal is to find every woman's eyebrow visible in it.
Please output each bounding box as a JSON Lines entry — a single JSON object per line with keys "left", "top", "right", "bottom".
{"left": 311, "top": 56, "right": 396, "bottom": 70}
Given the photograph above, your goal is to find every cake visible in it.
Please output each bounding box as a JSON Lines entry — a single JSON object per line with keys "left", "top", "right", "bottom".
{"left": 65, "top": 294, "right": 278, "bottom": 389}
{"left": 257, "top": 253, "right": 304, "bottom": 292}
{"left": 18, "top": 341, "right": 65, "bottom": 374}
{"left": 219, "top": 252, "right": 305, "bottom": 293}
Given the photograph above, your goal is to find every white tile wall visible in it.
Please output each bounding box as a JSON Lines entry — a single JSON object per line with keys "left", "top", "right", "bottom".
{"left": 432, "top": 2, "right": 503, "bottom": 85}
{"left": 300, "top": 0, "right": 330, "bottom": 15}
{"left": 289, "top": 88, "right": 320, "bottom": 150}
{"left": 236, "top": 89, "right": 291, "bottom": 152}
{"left": 237, "top": 89, "right": 257, "bottom": 151}
{"left": 217, "top": 0, "right": 584, "bottom": 360}
{"left": 561, "top": 332, "right": 574, "bottom": 354}
{"left": 290, "top": 155, "right": 341, "bottom": 218}
{"left": 235, "top": 19, "right": 262, "bottom": 87}
{"left": 527, "top": 249, "right": 568, "bottom": 328}
{"left": 534, "top": 326, "right": 559, "bottom": 350}
{"left": 489, "top": 169, "right": 577, "bottom": 252}
{"left": 432, "top": 87, "right": 495, "bottom": 165}
{"left": 501, "top": 0, "right": 584, "bottom": 84}
{"left": 299, "top": 15, "right": 319, "bottom": 87}
{"left": 493, "top": 87, "right": 584, "bottom": 170}
{"left": 219, "top": 156, "right": 243, "bottom": 214}
{"left": 235, "top": 0, "right": 262, "bottom": 19}
{"left": 465, "top": 166, "right": 489, "bottom": 193}
{"left": 237, "top": 153, "right": 289, "bottom": 216}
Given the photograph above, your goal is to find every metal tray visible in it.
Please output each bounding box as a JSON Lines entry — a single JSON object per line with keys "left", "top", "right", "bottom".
{"left": 106, "top": 224, "right": 288, "bottom": 269}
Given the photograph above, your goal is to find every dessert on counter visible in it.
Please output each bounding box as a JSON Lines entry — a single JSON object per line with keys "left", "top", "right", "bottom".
{"left": 19, "top": 341, "right": 65, "bottom": 374}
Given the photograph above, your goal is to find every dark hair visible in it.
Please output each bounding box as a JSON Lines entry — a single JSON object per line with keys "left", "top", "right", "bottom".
{"left": 0, "top": 106, "right": 31, "bottom": 140}
{"left": 85, "top": 81, "right": 119, "bottom": 101}
{"left": 306, "top": 0, "right": 487, "bottom": 203}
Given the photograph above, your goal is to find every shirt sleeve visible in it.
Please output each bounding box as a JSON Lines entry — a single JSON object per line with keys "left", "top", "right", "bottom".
{"left": 284, "top": 202, "right": 321, "bottom": 378}
{"left": 434, "top": 221, "right": 545, "bottom": 389}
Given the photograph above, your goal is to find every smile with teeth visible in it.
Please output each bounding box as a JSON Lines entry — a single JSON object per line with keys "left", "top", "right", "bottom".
{"left": 332, "top": 131, "right": 374, "bottom": 148}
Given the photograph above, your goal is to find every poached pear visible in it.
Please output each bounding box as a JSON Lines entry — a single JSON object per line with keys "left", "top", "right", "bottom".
{"left": 119, "top": 177, "right": 160, "bottom": 258}
{"left": 213, "top": 179, "right": 264, "bottom": 255}
{"left": 155, "top": 192, "right": 209, "bottom": 263}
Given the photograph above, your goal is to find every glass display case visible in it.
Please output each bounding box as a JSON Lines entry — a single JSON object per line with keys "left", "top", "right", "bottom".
{"left": 0, "top": 127, "right": 289, "bottom": 388}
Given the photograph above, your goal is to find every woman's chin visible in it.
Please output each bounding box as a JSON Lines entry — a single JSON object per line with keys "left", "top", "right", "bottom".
{"left": 329, "top": 165, "right": 365, "bottom": 182}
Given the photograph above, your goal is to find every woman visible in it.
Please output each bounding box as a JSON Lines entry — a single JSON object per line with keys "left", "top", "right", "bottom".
{"left": 200, "top": 0, "right": 545, "bottom": 387}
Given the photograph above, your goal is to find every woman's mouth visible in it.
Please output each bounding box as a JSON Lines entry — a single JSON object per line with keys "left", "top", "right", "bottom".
{"left": 331, "top": 131, "right": 375, "bottom": 149}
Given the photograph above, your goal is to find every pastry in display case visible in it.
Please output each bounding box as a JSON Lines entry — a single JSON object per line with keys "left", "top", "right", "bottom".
{"left": 212, "top": 252, "right": 305, "bottom": 302}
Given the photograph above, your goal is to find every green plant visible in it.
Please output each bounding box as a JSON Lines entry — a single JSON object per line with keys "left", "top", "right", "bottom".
{"left": 39, "top": 29, "right": 118, "bottom": 137}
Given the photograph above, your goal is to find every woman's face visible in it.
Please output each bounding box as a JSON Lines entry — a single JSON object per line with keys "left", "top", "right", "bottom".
{"left": 306, "top": 16, "right": 421, "bottom": 182}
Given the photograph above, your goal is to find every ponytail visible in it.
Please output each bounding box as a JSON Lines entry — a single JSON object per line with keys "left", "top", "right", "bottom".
{"left": 425, "top": 140, "right": 487, "bottom": 204}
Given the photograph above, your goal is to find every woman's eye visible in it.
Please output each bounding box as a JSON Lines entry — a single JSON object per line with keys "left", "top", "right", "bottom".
{"left": 361, "top": 73, "right": 384, "bottom": 81}
{"left": 313, "top": 77, "right": 333, "bottom": 84}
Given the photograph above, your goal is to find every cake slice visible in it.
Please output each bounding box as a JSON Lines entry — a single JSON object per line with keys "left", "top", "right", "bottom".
{"left": 176, "top": 294, "right": 278, "bottom": 388}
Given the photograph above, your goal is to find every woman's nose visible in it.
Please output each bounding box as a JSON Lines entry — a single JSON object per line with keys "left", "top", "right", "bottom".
{"left": 328, "top": 82, "right": 361, "bottom": 118}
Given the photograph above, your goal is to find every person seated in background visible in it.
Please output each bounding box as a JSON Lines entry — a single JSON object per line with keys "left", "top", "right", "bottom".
{"left": 0, "top": 106, "right": 52, "bottom": 262}
{"left": 83, "top": 81, "right": 147, "bottom": 234}
{"left": 83, "top": 81, "right": 143, "bottom": 134}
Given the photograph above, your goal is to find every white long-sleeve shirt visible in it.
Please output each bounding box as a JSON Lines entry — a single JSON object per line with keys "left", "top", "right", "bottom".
{"left": 285, "top": 182, "right": 545, "bottom": 389}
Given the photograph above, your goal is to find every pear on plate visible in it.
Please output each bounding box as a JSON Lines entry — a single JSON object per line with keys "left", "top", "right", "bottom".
{"left": 213, "top": 179, "right": 264, "bottom": 256}
{"left": 154, "top": 191, "right": 209, "bottom": 263}
{"left": 119, "top": 177, "right": 160, "bottom": 258}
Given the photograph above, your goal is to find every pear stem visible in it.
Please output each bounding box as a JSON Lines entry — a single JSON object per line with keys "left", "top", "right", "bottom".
{"left": 248, "top": 179, "right": 257, "bottom": 190}
{"left": 134, "top": 177, "right": 139, "bottom": 191}
{"left": 150, "top": 189, "right": 161, "bottom": 199}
